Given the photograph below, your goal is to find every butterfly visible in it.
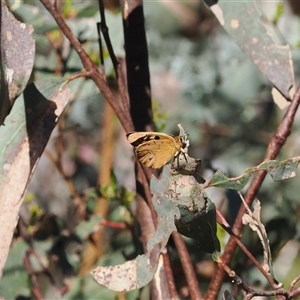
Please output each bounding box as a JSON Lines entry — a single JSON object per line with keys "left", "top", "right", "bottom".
{"left": 126, "top": 128, "right": 188, "bottom": 169}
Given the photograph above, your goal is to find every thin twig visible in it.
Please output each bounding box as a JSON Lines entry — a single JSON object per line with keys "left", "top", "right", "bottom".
{"left": 98, "top": 0, "right": 119, "bottom": 75}
{"left": 96, "top": 22, "right": 106, "bottom": 76}
{"left": 60, "top": 71, "right": 91, "bottom": 91}
{"left": 207, "top": 83, "right": 300, "bottom": 299}
{"left": 289, "top": 274, "right": 300, "bottom": 292}
{"left": 97, "top": 1, "right": 132, "bottom": 124}
{"left": 216, "top": 210, "right": 277, "bottom": 288}
{"left": 117, "top": 63, "right": 131, "bottom": 121}
{"left": 217, "top": 258, "right": 290, "bottom": 299}
{"left": 39, "top": 0, "right": 132, "bottom": 132}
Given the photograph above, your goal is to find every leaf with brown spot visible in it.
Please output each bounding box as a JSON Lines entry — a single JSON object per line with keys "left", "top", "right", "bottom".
{"left": 207, "top": 1, "right": 294, "bottom": 101}
{"left": 0, "top": 1, "right": 35, "bottom": 124}
{"left": 205, "top": 156, "right": 300, "bottom": 190}
{"left": 0, "top": 78, "right": 70, "bottom": 277}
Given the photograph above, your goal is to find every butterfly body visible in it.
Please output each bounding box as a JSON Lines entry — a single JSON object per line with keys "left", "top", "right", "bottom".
{"left": 126, "top": 131, "right": 187, "bottom": 169}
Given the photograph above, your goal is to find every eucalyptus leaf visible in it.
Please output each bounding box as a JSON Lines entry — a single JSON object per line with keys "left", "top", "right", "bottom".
{"left": 0, "top": 1, "right": 35, "bottom": 124}
{"left": 91, "top": 166, "right": 179, "bottom": 292}
{"left": 0, "top": 240, "right": 30, "bottom": 299}
{"left": 207, "top": 0, "right": 294, "bottom": 100}
{"left": 206, "top": 157, "right": 300, "bottom": 190}
{"left": 74, "top": 216, "right": 104, "bottom": 240}
{"left": 0, "top": 78, "right": 71, "bottom": 277}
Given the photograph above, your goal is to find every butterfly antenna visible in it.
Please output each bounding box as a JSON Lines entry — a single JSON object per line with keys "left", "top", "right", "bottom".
{"left": 184, "top": 120, "right": 196, "bottom": 134}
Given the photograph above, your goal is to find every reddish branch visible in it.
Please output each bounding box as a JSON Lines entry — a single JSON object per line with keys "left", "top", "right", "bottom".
{"left": 218, "top": 257, "right": 291, "bottom": 299}
{"left": 172, "top": 232, "right": 203, "bottom": 300}
{"left": 207, "top": 84, "right": 300, "bottom": 299}
{"left": 39, "top": 0, "right": 133, "bottom": 133}
{"left": 216, "top": 210, "right": 276, "bottom": 288}
{"left": 162, "top": 252, "right": 180, "bottom": 299}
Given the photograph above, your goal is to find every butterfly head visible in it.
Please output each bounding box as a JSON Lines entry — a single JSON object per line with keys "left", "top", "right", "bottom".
{"left": 177, "top": 124, "right": 189, "bottom": 150}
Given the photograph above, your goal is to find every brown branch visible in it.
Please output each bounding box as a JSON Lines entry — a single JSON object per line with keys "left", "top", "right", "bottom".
{"left": 98, "top": 0, "right": 119, "bottom": 75}
{"left": 289, "top": 274, "right": 300, "bottom": 292}
{"left": 218, "top": 257, "right": 290, "bottom": 299}
{"left": 97, "top": 1, "right": 132, "bottom": 121}
{"left": 216, "top": 210, "right": 276, "bottom": 288}
{"left": 244, "top": 289, "right": 291, "bottom": 300}
{"left": 172, "top": 231, "right": 203, "bottom": 300}
{"left": 61, "top": 71, "right": 91, "bottom": 89}
{"left": 135, "top": 162, "right": 160, "bottom": 258}
{"left": 207, "top": 83, "right": 300, "bottom": 299}
{"left": 162, "top": 251, "right": 180, "bottom": 299}
{"left": 39, "top": 0, "right": 133, "bottom": 133}
{"left": 290, "top": 286, "right": 300, "bottom": 298}
{"left": 117, "top": 62, "right": 131, "bottom": 121}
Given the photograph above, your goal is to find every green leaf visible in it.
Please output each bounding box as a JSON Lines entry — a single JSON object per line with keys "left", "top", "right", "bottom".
{"left": 74, "top": 216, "right": 104, "bottom": 240}
{"left": 64, "top": 273, "right": 117, "bottom": 300}
{"left": 259, "top": 158, "right": 299, "bottom": 181}
{"left": 0, "top": 240, "right": 30, "bottom": 299}
{"left": 0, "top": 1, "right": 35, "bottom": 124}
{"left": 206, "top": 157, "right": 300, "bottom": 190}
{"left": 0, "top": 78, "right": 71, "bottom": 276}
{"left": 147, "top": 166, "right": 180, "bottom": 251}
{"left": 10, "top": 3, "right": 58, "bottom": 34}
{"left": 207, "top": 1, "right": 294, "bottom": 99}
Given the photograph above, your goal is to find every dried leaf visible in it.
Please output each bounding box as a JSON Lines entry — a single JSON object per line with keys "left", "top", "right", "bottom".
{"left": 242, "top": 199, "right": 273, "bottom": 276}
{"left": 91, "top": 256, "right": 152, "bottom": 292}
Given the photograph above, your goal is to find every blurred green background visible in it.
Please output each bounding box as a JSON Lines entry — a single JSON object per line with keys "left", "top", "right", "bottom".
{"left": 1, "top": 0, "right": 300, "bottom": 299}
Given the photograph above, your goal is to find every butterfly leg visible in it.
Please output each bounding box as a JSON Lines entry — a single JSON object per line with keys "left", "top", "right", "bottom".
{"left": 180, "top": 148, "right": 188, "bottom": 162}
{"left": 174, "top": 148, "right": 188, "bottom": 168}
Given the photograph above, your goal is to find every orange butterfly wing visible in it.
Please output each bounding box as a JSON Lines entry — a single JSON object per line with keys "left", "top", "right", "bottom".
{"left": 127, "top": 132, "right": 183, "bottom": 168}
